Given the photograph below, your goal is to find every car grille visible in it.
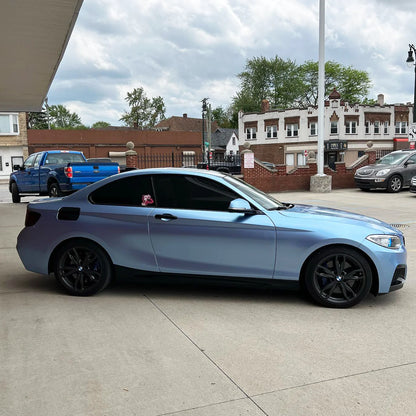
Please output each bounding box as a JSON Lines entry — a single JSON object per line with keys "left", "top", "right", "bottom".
{"left": 411, "top": 177, "right": 416, "bottom": 186}
{"left": 356, "top": 169, "right": 374, "bottom": 176}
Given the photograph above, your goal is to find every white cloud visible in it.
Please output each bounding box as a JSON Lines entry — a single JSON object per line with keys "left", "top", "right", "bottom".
{"left": 48, "top": 0, "right": 416, "bottom": 126}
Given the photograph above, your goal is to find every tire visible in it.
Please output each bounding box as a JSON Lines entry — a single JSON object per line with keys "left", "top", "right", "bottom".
{"left": 48, "top": 182, "right": 63, "bottom": 198}
{"left": 387, "top": 175, "right": 402, "bottom": 193}
{"left": 53, "top": 240, "right": 113, "bottom": 296}
{"left": 11, "top": 182, "right": 21, "bottom": 203}
{"left": 304, "top": 247, "right": 372, "bottom": 308}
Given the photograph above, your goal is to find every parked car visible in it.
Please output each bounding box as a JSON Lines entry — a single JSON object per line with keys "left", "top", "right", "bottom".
{"left": 354, "top": 149, "right": 416, "bottom": 192}
{"left": 197, "top": 155, "right": 241, "bottom": 174}
{"left": 410, "top": 176, "right": 416, "bottom": 193}
{"left": 16, "top": 168, "right": 406, "bottom": 308}
{"left": 9, "top": 150, "right": 120, "bottom": 203}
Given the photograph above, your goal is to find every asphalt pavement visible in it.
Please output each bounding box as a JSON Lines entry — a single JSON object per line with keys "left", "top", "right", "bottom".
{"left": 1, "top": 183, "right": 416, "bottom": 416}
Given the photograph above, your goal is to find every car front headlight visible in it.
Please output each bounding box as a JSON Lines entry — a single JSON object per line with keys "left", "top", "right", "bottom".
{"left": 376, "top": 169, "right": 390, "bottom": 176}
{"left": 366, "top": 234, "right": 402, "bottom": 249}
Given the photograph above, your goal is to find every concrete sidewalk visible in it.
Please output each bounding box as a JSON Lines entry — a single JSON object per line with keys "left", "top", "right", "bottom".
{"left": 1, "top": 187, "right": 416, "bottom": 416}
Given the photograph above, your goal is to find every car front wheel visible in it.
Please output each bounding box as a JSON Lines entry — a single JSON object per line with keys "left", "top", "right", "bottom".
{"left": 387, "top": 175, "right": 402, "bottom": 193}
{"left": 11, "top": 182, "right": 21, "bottom": 203}
{"left": 54, "top": 240, "right": 113, "bottom": 296}
{"left": 304, "top": 247, "right": 372, "bottom": 308}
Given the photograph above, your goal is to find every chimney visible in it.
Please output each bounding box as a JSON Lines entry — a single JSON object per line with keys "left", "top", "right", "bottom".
{"left": 261, "top": 99, "right": 270, "bottom": 112}
{"left": 183, "top": 113, "right": 188, "bottom": 119}
{"left": 377, "top": 94, "right": 384, "bottom": 106}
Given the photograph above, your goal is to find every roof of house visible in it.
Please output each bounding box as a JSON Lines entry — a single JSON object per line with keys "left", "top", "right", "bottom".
{"left": 211, "top": 128, "right": 238, "bottom": 149}
{"left": 155, "top": 114, "right": 219, "bottom": 132}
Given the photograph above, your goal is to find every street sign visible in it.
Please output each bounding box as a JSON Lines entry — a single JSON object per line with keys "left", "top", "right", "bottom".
{"left": 244, "top": 152, "right": 254, "bottom": 169}
{"left": 409, "top": 123, "right": 416, "bottom": 141}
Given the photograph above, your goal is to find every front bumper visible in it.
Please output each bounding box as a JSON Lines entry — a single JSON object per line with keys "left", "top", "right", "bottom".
{"left": 389, "top": 264, "right": 406, "bottom": 292}
{"left": 354, "top": 177, "right": 388, "bottom": 189}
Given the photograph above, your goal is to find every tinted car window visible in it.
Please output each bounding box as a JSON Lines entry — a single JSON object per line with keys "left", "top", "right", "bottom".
{"left": 89, "top": 175, "right": 154, "bottom": 206}
{"left": 152, "top": 174, "right": 240, "bottom": 211}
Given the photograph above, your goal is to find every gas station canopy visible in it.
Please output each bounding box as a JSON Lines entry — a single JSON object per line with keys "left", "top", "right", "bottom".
{"left": 0, "top": 0, "right": 83, "bottom": 112}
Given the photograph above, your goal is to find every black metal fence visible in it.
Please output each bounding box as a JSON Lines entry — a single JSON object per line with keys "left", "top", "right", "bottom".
{"left": 136, "top": 153, "right": 241, "bottom": 173}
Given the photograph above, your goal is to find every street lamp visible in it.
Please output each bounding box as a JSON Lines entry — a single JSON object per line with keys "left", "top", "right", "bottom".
{"left": 406, "top": 44, "right": 416, "bottom": 123}
{"left": 201, "top": 98, "right": 208, "bottom": 163}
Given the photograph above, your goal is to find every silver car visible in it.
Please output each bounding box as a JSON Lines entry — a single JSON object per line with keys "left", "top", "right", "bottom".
{"left": 354, "top": 150, "right": 416, "bottom": 192}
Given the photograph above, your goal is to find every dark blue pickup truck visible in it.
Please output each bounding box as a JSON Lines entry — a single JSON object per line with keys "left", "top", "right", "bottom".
{"left": 9, "top": 150, "right": 120, "bottom": 203}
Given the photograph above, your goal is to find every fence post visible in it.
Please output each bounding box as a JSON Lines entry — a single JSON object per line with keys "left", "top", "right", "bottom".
{"left": 125, "top": 141, "right": 138, "bottom": 170}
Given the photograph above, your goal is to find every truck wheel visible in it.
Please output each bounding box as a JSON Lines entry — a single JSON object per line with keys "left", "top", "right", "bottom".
{"left": 11, "top": 182, "right": 21, "bottom": 203}
{"left": 48, "top": 182, "right": 63, "bottom": 198}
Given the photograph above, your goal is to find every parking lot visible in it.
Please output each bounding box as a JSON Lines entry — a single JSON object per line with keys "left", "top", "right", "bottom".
{"left": 1, "top": 184, "right": 416, "bottom": 416}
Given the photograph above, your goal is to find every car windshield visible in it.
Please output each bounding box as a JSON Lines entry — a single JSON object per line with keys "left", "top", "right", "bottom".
{"left": 224, "top": 175, "right": 285, "bottom": 210}
{"left": 376, "top": 153, "right": 409, "bottom": 165}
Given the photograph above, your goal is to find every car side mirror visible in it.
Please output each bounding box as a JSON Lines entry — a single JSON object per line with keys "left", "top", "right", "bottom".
{"left": 13, "top": 164, "right": 23, "bottom": 171}
{"left": 228, "top": 198, "right": 256, "bottom": 214}
{"left": 405, "top": 160, "right": 415, "bottom": 166}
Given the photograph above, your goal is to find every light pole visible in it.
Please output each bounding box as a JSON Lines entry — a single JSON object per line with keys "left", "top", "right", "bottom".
{"left": 406, "top": 44, "right": 416, "bottom": 124}
{"left": 201, "top": 98, "right": 208, "bottom": 164}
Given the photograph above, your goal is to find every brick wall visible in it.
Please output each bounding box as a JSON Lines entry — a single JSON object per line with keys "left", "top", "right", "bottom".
{"left": 241, "top": 150, "right": 375, "bottom": 192}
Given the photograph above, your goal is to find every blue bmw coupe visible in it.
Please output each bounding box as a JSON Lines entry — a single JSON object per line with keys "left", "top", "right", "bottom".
{"left": 17, "top": 168, "right": 407, "bottom": 308}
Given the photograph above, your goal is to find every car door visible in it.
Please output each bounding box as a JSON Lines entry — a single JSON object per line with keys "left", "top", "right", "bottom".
{"left": 18, "top": 153, "right": 40, "bottom": 192}
{"left": 148, "top": 173, "right": 276, "bottom": 278}
{"left": 403, "top": 154, "right": 416, "bottom": 186}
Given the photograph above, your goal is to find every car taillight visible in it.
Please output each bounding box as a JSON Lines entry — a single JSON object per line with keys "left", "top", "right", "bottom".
{"left": 64, "top": 166, "right": 73, "bottom": 178}
{"left": 117, "top": 166, "right": 120, "bottom": 174}
{"left": 25, "top": 209, "right": 41, "bottom": 227}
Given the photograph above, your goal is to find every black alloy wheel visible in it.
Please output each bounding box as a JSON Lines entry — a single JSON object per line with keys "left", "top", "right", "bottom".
{"left": 387, "top": 175, "right": 402, "bottom": 193}
{"left": 48, "top": 182, "right": 63, "bottom": 198}
{"left": 54, "top": 240, "right": 112, "bottom": 296}
{"left": 305, "top": 247, "right": 372, "bottom": 308}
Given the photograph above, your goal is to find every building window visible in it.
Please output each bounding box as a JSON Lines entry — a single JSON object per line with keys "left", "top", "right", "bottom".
{"left": 384, "top": 122, "right": 389, "bottom": 134}
{"left": 297, "top": 153, "right": 306, "bottom": 166}
{"left": 232, "top": 137, "right": 236, "bottom": 146}
{"left": 395, "top": 121, "right": 407, "bottom": 134}
{"left": 374, "top": 121, "right": 380, "bottom": 134}
{"left": 286, "top": 124, "right": 298, "bottom": 137}
{"left": 330, "top": 121, "right": 338, "bottom": 134}
{"left": 310, "top": 122, "right": 317, "bottom": 136}
{"left": 0, "top": 156, "right": 2, "bottom": 171}
{"left": 286, "top": 153, "right": 294, "bottom": 166}
{"left": 365, "top": 121, "right": 370, "bottom": 134}
{"left": 345, "top": 121, "right": 357, "bottom": 134}
{"left": 0, "top": 113, "right": 19, "bottom": 135}
{"left": 266, "top": 125, "right": 278, "bottom": 138}
{"left": 246, "top": 127, "right": 257, "bottom": 140}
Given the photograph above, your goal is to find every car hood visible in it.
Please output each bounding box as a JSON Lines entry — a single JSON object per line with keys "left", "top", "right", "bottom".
{"left": 355, "top": 163, "right": 396, "bottom": 174}
{"left": 272, "top": 204, "right": 400, "bottom": 234}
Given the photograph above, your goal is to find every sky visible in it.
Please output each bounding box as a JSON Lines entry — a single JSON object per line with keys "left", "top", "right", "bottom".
{"left": 47, "top": 0, "right": 416, "bottom": 127}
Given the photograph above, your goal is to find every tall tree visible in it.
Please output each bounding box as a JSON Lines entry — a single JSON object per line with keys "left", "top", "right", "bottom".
{"left": 232, "top": 56, "right": 373, "bottom": 113}
{"left": 91, "top": 121, "right": 111, "bottom": 129}
{"left": 120, "top": 87, "right": 166, "bottom": 128}
{"left": 27, "top": 111, "right": 49, "bottom": 129}
{"left": 47, "top": 104, "right": 85, "bottom": 129}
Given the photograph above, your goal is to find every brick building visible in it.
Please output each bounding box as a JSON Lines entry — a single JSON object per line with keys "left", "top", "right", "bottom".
{"left": 0, "top": 112, "right": 28, "bottom": 180}
{"left": 238, "top": 91, "right": 413, "bottom": 170}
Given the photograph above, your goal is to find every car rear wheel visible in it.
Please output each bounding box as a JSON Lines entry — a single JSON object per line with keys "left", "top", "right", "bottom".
{"left": 48, "top": 182, "right": 63, "bottom": 197}
{"left": 11, "top": 182, "right": 21, "bottom": 203}
{"left": 304, "top": 247, "right": 372, "bottom": 308}
{"left": 387, "top": 175, "right": 402, "bottom": 193}
{"left": 54, "top": 240, "right": 113, "bottom": 296}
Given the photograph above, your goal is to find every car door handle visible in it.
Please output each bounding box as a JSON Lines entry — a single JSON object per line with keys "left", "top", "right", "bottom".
{"left": 155, "top": 213, "right": 178, "bottom": 221}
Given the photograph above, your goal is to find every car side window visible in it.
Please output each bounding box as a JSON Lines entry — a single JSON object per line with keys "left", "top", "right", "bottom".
{"left": 33, "top": 154, "right": 42, "bottom": 168}
{"left": 24, "top": 154, "right": 36, "bottom": 168}
{"left": 152, "top": 174, "right": 241, "bottom": 211}
{"left": 89, "top": 175, "right": 154, "bottom": 206}
{"left": 408, "top": 154, "right": 416, "bottom": 164}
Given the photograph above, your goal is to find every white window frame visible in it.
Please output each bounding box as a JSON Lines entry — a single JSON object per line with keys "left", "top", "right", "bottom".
{"left": 266, "top": 125, "right": 278, "bottom": 138}
{"left": 285, "top": 153, "right": 295, "bottom": 166}
{"left": 365, "top": 121, "right": 370, "bottom": 134}
{"left": 395, "top": 121, "right": 407, "bottom": 134}
{"left": 297, "top": 153, "right": 306, "bottom": 166}
{"left": 345, "top": 121, "right": 357, "bottom": 134}
{"left": 384, "top": 121, "right": 389, "bottom": 134}
{"left": 310, "top": 122, "right": 317, "bottom": 136}
{"left": 246, "top": 127, "right": 257, "bottom": 140}
{"left": 374, "top": 121, "right": 380, "bottom": 134}
{"left": 0, "top": 113, "right": 19, "bottom": 135}
{"left": 330, "top": 121, "right": 338, "bottom": 134}
{"left": 286, "top": 124, "right": 298, "bottom": 137}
